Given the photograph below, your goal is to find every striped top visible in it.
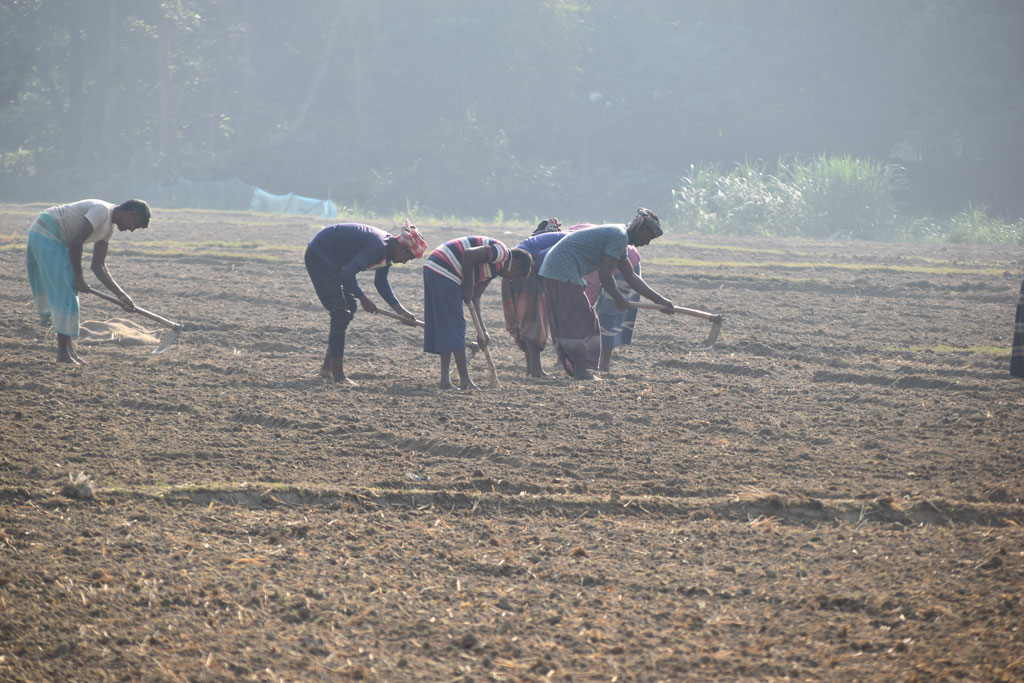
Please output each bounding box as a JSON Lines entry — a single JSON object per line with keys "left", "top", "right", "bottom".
{"left": 424, "top": 236, "right": 511, "bottom": 285}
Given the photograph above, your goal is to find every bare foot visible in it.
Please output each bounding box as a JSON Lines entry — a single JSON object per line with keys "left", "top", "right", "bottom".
{"left": 459, "top": 380, "right": 480, "bottom": 391}
{"left": 333, "top": 375, "right": 358, "bottom": 386}
{"left": 439, "top": 379, "right": 456, "bottom": 390}
{"left": 573, "top": 368, "right": 599, "bottom": 381}
{"left": 530, "top": 370, "right": 553, "bottom": 379}
{"left": 57, "top": 354, "right": 80, "bottom": 365}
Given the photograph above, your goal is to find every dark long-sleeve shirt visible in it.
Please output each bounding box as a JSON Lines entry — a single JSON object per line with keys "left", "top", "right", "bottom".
{"left": 306, "top": 223, "right": 399, "bottom": 306}
{"left": 516, "top": 231, "right": 566, "bottom": 271}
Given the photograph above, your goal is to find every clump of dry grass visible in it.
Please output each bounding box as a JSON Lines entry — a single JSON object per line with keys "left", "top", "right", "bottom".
{"left": 62, "top": 472, "right": 96, "bottom": 500}
{"left": 733, "top": 485, "right": 778, "bottom": 502}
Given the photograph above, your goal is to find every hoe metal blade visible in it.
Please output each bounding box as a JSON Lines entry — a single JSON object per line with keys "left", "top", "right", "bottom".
{"left": 702, "top": 316, "right": 723, "bottom": 350}
{"left": 152, "top": 327, "right": 181, "bottom": 354}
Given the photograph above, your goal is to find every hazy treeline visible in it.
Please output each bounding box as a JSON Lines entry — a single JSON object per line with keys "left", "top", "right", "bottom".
{"left": 2, "top": 0, "right": 1022, "bottom": 223}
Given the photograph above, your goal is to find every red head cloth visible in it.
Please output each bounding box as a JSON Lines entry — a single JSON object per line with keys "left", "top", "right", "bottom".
{"left": 396, "top": 220, "right": 428, "bottom": 258}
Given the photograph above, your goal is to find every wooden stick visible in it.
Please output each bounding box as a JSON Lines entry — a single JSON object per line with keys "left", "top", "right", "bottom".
{"left": 374, "top": 308, "right": 424, "bottom": 328}
{"left": 466, "top": 303, "right": 499, "bottom": 387}
{"left": 90, "top": 289, "right": 182, "bottom": 330}
{"left": 374, "top": 308, "right": 479, "bottom": 352}
{"left": 628, "top": 301, "right": 721, "bottom": 322}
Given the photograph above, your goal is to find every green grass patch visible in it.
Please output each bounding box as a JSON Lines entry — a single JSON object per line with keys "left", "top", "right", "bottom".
{"left": 657, "top": 239, "right": 807, "bottom": 256}
{"left": 123, "top": 239, "right": 302, "bottom": 251}
{"left": 649, "top": 256, "right": 1005, "bottom": 276}
{"left": 109, "top": 247, "right": 295, "bottom": 263}
{"left": 901, "top": 344, "right": 1008, "bottom": 356}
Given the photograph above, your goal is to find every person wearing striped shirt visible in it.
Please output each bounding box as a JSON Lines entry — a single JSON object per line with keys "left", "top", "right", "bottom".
{"left": 423, "top": 236, "right": 533, "bottom": 390}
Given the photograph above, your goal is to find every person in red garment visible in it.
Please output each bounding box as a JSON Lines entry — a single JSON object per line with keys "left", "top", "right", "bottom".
{"left": 501, "top": 218, "right": 565, "bottom": 378}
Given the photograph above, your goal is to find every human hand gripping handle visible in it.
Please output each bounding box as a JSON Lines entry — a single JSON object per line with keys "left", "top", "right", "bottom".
{"left": 466, "top": 303, "right": 499, "bottom": 387}
{"left": 359, "top": 297, "right": 378, "bottom": 314}
{"left": 116, "top": 292, "right": 135, "bottom": 313}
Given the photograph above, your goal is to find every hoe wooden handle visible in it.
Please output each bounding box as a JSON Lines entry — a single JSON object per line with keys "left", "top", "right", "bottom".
{"left": 90, "top": 289, "right": 182, "bottom": 330}
{"left": 466, "top": 303, "right": 500, "bottom": 387}
{"left": 629, "top": 301, "right": 722, "bottom": 322}
{"left": 375, "top": 308, "right": 480, "bottom": 351}
{"left": 375, "top": 308, "right": 425, "bottom": 328}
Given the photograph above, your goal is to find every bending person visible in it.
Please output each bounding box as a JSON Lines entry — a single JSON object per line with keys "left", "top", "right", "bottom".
{"left": 568, "top": 223, "right": 644, "bottom": 373}
{"left": 305, "top": 221, "right": 427, "bottom": 385}
{"left": 1013, "top": 272, "right": 1024, "bottom": 378}
{"left": 501, "top": 218, "right": 565, "bottom": 378}
{"left": 26, "top": 198, "right": 151, "bottom": 364}
{"left": 423, "top": 236, "right": 532, "bottom": 390}
{"left": 538, "top": 208, "right": 673, "bottom": 380}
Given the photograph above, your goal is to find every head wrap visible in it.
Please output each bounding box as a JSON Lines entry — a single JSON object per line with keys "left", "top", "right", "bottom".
{"left": 532, "top": 217, "right": 563, "bottom": 236}
{"left": 395, "top": 219, "right": 428, "bottom": 258}
{"left": 628, "top": 208, "right": 662, "bottom": 237}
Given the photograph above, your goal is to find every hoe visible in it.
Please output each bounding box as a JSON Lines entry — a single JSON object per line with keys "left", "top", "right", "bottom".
{"left": 629, "top": 301, "right": 723, "bottom": 349}
{"left": 90, "top": 289, "right": 183, "bottom": 353}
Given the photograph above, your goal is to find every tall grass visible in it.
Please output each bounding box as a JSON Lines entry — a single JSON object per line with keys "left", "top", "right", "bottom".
{"left": 780, "top": 154, "right": 904, "bottom": 240}
{"left": 672, "top": 154, "right": 903, "bottom": 240}
{"left": 673, "top": 155, "right": 1024, "bottom": 244}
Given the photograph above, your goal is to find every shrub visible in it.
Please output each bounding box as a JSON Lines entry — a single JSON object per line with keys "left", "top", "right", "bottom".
{"left": 781, "top": 154, "right": 903, "bottom": 240}
{"left": 672, "top": 154, "right": 905, "bottom": 240}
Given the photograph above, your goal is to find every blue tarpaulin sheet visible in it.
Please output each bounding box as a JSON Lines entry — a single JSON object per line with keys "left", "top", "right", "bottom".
{"left": 138, "top": 178, "right": 337, "bottom": 218}
{"left": 250, "top": 188, "right": 336, "bottom": 218}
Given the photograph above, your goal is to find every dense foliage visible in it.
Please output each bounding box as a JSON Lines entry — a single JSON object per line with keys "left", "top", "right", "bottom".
{"left": 672, "top": 156, "right": 1024, "bottom": 243}
{"left": 2, "top": 0, "right": 1022, "bottom": 230}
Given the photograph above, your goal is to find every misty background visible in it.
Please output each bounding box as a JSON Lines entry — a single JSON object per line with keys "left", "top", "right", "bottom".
{"left": 1, "top": 0, "right": 1022, "bottom": 228}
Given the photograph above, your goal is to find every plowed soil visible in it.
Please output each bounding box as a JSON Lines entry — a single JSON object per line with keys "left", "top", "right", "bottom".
{"left": 1, "top": 204, "right": 1022, "bottom": 681}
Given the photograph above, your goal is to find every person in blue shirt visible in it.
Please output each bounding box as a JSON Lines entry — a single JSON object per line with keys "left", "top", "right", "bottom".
{"left": 501, "top": 218, "right": 566, "bottom": 378}
{"left": 538, "top": 208, "right": 674, "bottom": 380}
{"left": 304, "top": 221, "right": 427, "bottom": 385}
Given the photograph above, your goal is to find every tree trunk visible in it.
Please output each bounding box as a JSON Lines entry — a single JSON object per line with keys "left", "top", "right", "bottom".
{"left": 99, "top": 0, "right": 121, "bottom": 172}
{"left": 157, "top": 7, "right": 172, "bottom": 158}
{"left": 63, "top": 11, "right": 86, "bottom": 167}
{"left": 287, "top": 2, "right": 347, "bottom": 136}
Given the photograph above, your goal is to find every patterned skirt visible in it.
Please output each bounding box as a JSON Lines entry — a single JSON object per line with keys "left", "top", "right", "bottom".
{"left": 26, "top": 220, "right": 80, "bottom": 337}
{"left": 501, "top": 273, "right": 548, "bottom": 351}
{"left": 542, "top": 277, "right": 601, "bottom": 376}
{"left": 594, "top": 262, "right": 641, "bottom": 351}
{"left": 1012, "top": 273, "right": 1024, "bottom": 377}
{"left": 422, "top": 268, "right": 467, "bottom": 354}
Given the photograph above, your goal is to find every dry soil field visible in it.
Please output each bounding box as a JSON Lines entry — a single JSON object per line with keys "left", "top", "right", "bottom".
{"left": 1, "top": 204, "right": 1023, "bottom": 681}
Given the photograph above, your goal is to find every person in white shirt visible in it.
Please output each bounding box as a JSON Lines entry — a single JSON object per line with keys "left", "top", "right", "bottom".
{"left": 26, "top": 198, "right": 151, "bottom": 364}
